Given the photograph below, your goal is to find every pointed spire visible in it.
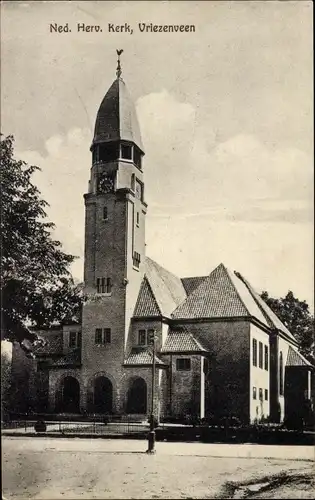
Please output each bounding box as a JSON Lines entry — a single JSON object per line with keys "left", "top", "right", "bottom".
{"left": 116, "top": 49, "right": 123, "bottom": 78}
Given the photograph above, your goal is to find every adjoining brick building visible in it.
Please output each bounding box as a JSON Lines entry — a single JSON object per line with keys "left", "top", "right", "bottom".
{"left": 32, "top": 59, "right": 312, "bottom": 424}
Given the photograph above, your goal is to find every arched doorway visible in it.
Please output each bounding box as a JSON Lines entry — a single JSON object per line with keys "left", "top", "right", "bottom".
{"left": 94, "top": 376, "right": 113, "bottom": 414}
{"left": 57, "top": 376, "right": 80, "bottom": 413}
{"left": 126, "top": 377, "right": 147, "bottom": 414}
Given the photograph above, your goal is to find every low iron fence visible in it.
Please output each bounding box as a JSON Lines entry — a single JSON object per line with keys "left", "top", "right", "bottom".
{"left": 2, "top": 414, "right": 150, "bottom": 437}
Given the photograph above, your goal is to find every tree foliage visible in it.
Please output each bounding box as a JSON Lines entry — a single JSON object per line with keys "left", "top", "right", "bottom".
{"left": 261, "top": 290, "right": 314, "bottom": 364}
{"left": 1, "top": 135, "right": 80, "bottom": 349}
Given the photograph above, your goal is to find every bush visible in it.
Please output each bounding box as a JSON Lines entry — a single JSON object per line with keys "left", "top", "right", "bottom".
{"left": 34, "top": 420, "right": 47, "bottom": 432}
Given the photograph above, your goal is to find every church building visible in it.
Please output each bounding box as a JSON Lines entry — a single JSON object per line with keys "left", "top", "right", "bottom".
{"left": 32, "top": 55, "right": 312, "bottom": 425}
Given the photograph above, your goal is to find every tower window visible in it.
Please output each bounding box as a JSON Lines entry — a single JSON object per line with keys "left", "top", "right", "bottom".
{"left": 136, "top": 212, "right": 140, "bottom": 226}
{"left": 95, "top": 328, "right": 103, "bottom": 344}
{"left": 121, "top": 144, "right": 133, "bottom": 160}
{"left": 252, "top": 338, "right": 257, "bottom": 366}
{"left": 176, "top": 358, "right": 191, "bottom": 371}
{"left": 253, "top": 386, "right": 257, "bottom": 399}
{"left": 98, "top": 143, "right": 119, "bottom": 162}
{"left": 103, "top": 206, "right": 108, "bottom": 221}
{"left": 95, "top": 328, "right": 111, "bottom": 345}
{"left": 265, "top": 389, "right": 268, "bottom": 401}
{"left": 131, "top": 173, "right": 136, "bottom": 191}
{"left": 96, "top": 277, "right": 112, "bottom": 294}
{"left": 259, "top": 388, "right": 263, "bottom": 401}
{"left": 133, "top": 251, "right": 141, "bottom": 269}
{"left": 134, "top": 148, "right": 142, "bottom": 169}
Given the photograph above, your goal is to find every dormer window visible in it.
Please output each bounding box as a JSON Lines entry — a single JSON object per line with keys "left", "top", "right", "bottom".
{"left": 121, "top": 143, "right": 133, "bottom": 160}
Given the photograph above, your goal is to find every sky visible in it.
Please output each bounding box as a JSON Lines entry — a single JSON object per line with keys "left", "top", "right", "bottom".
{"left": 1, "top": 1, "right": 314, "bottom": 309}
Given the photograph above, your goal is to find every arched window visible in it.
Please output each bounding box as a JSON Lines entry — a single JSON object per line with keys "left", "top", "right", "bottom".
{"left": 56, "top": 376, "right": 80, "bottom": 413}
{"left": 126, "top": 377, "right": 147, "bottom": 414}
{"left": 94, "top": 376, "right": 113, "bottom": 414}
{"left": 279, "top": 351, "right": 284, "bottom": 396}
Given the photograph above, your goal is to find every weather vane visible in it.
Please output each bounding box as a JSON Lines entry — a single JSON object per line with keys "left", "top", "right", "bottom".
{"left": 116, "top": 49, "right": 123, "bottom": 78}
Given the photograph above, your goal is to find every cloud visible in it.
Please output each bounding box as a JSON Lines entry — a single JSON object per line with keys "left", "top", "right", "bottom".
{"left": 16, "top": 128, "right": 91, "bottom": 280}
{"left": 14, "top": 90, "right": 313, "bottom": 308}
{"left": 137, "top": 91, "right": 313, "bottom": 224}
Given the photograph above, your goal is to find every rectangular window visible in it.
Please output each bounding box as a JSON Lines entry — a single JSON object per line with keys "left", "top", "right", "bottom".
{"left": 106, "top": 278, "right": 112, "bottom": 293}
{"left": 259, "top": 342, "right": 263, "bottom": 369}
{"left": 264, "top": 345, "right": 268, "bottom": 371}
{"left": 136, "top": 212, "right": 140, "bottom": 226}
{"left": 121, "top": 144, "right": 132, "bottom": 160}
{"left": 138, "top": 329, "right": 146, "bottom": 345}
{"left": 69, "top": 331, "right": 77, "bottom": 348}
{"left": 265, "top": 389, "right": 268, "bottom": 401}
{"left": 253, "top": 386, "right": 257, "bottom": 400}
{"left": 95, "top": 328, "right": 103, "bottom": 345}
{"left": 259, "top": 388, "right": 263, "bottom": 401}
{"left": 176, "top": 358, "right": 191, "bottom": 371}
{"left": 134, "top": 148, "right": 142, "bottom": 169}
{"left": 133, "top": 251, "right": 141, "bottom": 269}
{"left": 77, "top": 331, "right": 82, "bottom": 347}
{"left": 104, "top": 328, "right": 111, "bottom": 344}
{"left": 96, "top": 277, "right": 112, "bottom": 294}
{"left": 252, "top": 338, "right": 257, "bottom": 367}
{"left": 103, "top": 206, "right": 108, "bottom": 221}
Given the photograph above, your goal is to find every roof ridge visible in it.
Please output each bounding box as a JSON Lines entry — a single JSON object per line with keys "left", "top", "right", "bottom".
{"left": 234, "top": 270, "right": 274, "bottom": 327}
{"left": 172, "top": 263, "right": 249, "bottom": 318}
{"left": 223, "top": 266, "right": 252, "bottom": 317}
{"left": 233, "top": 270, "right": 295, "bottom": 341}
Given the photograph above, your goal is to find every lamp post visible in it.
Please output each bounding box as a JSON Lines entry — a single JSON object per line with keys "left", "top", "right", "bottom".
{"left": 146, "top": 331, "right": 157, "bottom": 454}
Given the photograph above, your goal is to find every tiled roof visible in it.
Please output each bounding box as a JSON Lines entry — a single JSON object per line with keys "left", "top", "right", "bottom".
{"left": 133, "top": 277, "right": 161, "bottom": 317}
{"left": 48, "top": 349, "right": 81, "bottom": 368}
{"left": 286, "top": 346, "right": 313, "bottom": 367}
{"left": 139, "top": 257, "right": 187, "bottom": 318}
{"left": 161, "top": 329, "right": 208, "bottom": 353}
{"left": 92, "top": 78, "right": 144, "bottom": 152}
{"left": 33, "top": 331, "right": 63, "bottom": 355}
{"left": 181, "top": 276, "right": 208, "bottom": 296}
{"left": 172, "top": 263, "right": 251, "bottom": 320}
{"left": 233, "top": 271, "right": 296, "bottom": 341}
{"left": 124, "top": 347, "right": 166, "bottom": 366}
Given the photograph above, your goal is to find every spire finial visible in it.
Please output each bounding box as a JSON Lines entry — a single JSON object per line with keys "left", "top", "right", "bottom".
{"left": 116, "top": 49, "right": 123, "bottom": 78}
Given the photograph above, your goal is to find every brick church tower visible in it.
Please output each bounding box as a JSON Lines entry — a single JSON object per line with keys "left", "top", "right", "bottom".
{"left": 81, "top": 52, "right": 147, "bottom": 413}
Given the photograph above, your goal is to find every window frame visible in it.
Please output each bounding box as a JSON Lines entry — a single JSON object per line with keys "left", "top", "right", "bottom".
{"left": 176, "top": 358, "right": 191, "bottom": 371}
{"left": 259, "top": 341, "right": 263, "bottom": 369}
{"left": 120, "top": 143, "right": 133, "bottom": 161}
{"left": 95, "top": 328, "right": 111, "bottom": 345}
{"left": 252, "top": 338, "right": 257, "bottom": 367}
{"left": 264, "top": 345, "right": 269, "bottom": 371}
{"left": 69, "top": 331, "right": 77, "bottom": 348}
{"left": 96, "top": 277, "right": 112, "bottom": 294}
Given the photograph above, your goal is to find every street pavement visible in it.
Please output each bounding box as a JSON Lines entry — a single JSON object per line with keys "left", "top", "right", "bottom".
{"left": 2, "top": 437, "right": 314, "bottom": 499}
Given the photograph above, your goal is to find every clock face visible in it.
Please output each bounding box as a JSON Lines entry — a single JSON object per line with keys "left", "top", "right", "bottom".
{"left": 98, "top": 174, "right": 115, "bottom": 194}
{"left": 135, "top": 180, "right": 142, "bottom": 200}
